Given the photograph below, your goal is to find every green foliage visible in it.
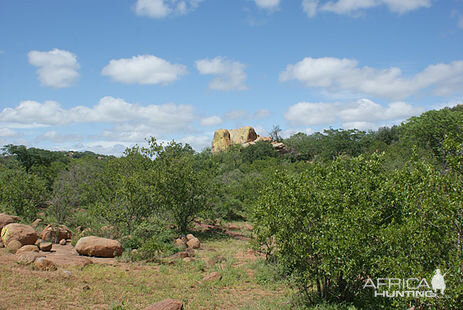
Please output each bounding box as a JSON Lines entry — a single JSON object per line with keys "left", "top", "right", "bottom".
{"left": 0, "top": 164, "right": 46, "bottom": 220}
{"left": 252, "top": 153, "right": 463, "bottom": 308}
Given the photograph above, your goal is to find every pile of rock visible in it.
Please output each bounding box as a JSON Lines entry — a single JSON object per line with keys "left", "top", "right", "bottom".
{"left": 174, "top": 234, "right": 200, "bottom": 249}
{"left": 212, "top": 126, "right": 288, "bottom": 153}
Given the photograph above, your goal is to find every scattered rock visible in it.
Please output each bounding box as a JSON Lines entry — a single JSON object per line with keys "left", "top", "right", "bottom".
{"left": 174, "top": 238, "right": 185, "bottom": 247}
{"left": 33, "top": 257, "right": 57, "bottom": 271}
{"left": 171, "top": 248, "right": 195, "bottom": 259}
{"left": 202, "top": 271, "right": 222, "bottom": 282}
{"left": 39, "top": 242, "right": 53, "bottom": 252}
{"left": 40, "top": 225, "right": 72, "bottom": 243}
{"left": 62, "top": 270, "right": 72, "bottom": 278}
{"left": 144, "top": 299, "right": 183, "bottom": 310}
{"left": 75, "top": 236, "right": 123, "bottom": 258}
{"left": 1, "top": 223, "right": 38, "bottom": 246}
{"left": 31, "top": 218, "right": 42, "bottom": 228}
{"left": 0, "top": 213, "right": 16, "bottom": 232}
{"left": 186, "top": 237, "right": 200, "bottom": 249}
{"left": 7, "top": 240, "right": 25, "bottom": 253}
{"left": 16, "top": 252, "right": 45, "bottom": 265}
{"left": 16, "top": 245, "right": 39, "bottom": 255}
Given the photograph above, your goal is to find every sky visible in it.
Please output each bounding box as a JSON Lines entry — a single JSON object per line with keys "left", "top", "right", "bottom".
{"left": 0, "top": 0, "right": 462, "bottom": 155}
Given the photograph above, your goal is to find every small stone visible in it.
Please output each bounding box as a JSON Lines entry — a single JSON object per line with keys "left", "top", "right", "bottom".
{"left": 202, "top": 271, "right": 222, "bottom": 282}
{"left": 16, "top": 245, "right": 39, "bottom": 255}
{"left": 144, "top": 299, "right": 183, "bottom": 310}
{"left": 186, "top": 237, "right": 200, "bottom": 249}
{"left": 39, "top": 242, "right": 53, "bottom": 252}
{"left": 59, "top": 239, "right": 67, "bottom": 245}
{"left": 31, "top": 219, "right": 42, "bottom": 228}
{"left": 183, "top": 257, "right": 195, "bottom": 263}
{"left": 62, "top": 270, "right": 72, "bottom": 278}
{"left": 6, "top": 240, "right": 23, "bottom": 253}
{"left": 82, "top": 284, "right": 90, "bottom": 291}
{"left": 175, "top": 238, "right": 185, "bottom": 247}
{"left": 33, "top": 257, "right": 57, "bottom": 271}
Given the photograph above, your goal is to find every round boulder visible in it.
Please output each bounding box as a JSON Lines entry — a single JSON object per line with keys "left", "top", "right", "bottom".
{"left": 186, "top": 237, "right": 200, "bottom": 249}
{"left": 1, "top": 223, "right": 38, "bottom": 247}
{"left": 6, "top": 240, "right": 23, "bottom": 253}
{"left": 75, "top": 236, "right": 122, "bottom": 258}
{"left": 34, "top": 257, "right": 57, "bottom": 271}
{"left": 39, "top": 242, "right": 53, "bottom": 252}
{"left": 0, "top": 213, "right": 16, "bottom": 233}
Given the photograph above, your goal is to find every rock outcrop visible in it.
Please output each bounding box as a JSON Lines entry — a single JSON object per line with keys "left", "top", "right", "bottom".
{"left": 212, "top": 126, "right": 287, "bottom": 153}
{"left": 75, "top": 236, "right": 123, "bottom": 258}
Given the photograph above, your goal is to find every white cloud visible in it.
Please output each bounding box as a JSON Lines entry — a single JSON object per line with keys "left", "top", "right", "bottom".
{"left": 37, "top": 131, "right": 82, "bottom": 143}
{"left": 0, "top": 128, "right": 19, "bottom": 138}
{"left": 135, "top": 0, "right": 201, "bottom": 18}
{"left": 255, "top": 0, "right": 280, "bottom": 10}
{"left": 200, "top": 116, "right": 223, "bottom": 126}
{"left": 305, "top": 0, "right": 431, "bottom": 17}
{"left": 102, "top": 55, "right": 187, "bottom": 85}
{"left": 179, "top": 135, "right": 211, "bottom": 151}
{"left": 28, "top": 48, "right": 79, "bottom": 88}
{"left": 196, "top": 57, "right": 247, "bottom": 91}
{"left": 284, "top": 99, "right": 423, "bottom": 128}
{"left": 302, "top": 0, "right": 319, "bottom": 17}
{"left": 254, "top": 109, "right": 271, "bottom": 119}
{"left": 0, "top": 97, "right": 196, "bottom": 133}
{"left": 280, "top": 57, "right": 463, "bottom": 100}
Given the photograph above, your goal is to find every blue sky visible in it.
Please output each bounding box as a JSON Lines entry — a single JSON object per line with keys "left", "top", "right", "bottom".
{"left": 0, "top": 0, "right": 462, "bottom": 154}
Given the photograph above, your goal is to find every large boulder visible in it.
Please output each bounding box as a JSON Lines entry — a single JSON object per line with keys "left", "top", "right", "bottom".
{"left": 144, "top": 299, "right": 183, "bottom": 310}
{"left": 75, "top": 236, "right": 123, "bottom": 258}
{"left": 212, "top": 129, "right": 231, "bottom": 153}
{"left": 40, "top": 225, "right": 72, "bottom": 243}
{"left": 16, "top": 245, "right": 39, "bottom": 255}
{"left": 229, "top": 126, "right": 258, "bottom": 145}
{"left": 0, "top": 213, "right": 16, "bottom": 233}
{"left": 1, "top": 223, "right": 38, "bottom": 247}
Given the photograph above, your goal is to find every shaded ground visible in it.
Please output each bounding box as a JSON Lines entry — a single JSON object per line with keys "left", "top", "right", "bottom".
{"left": 0, "top": 221, "right": 292, "bottom": 310}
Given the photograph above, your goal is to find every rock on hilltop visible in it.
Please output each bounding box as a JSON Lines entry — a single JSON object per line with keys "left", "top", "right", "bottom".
{"left": 212, "top": 126, "right": 287, "bottom": 153}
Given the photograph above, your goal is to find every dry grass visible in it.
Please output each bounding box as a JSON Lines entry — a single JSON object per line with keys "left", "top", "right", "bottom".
{"left": 0, "top": 222, "right": 293, "bottom": 310}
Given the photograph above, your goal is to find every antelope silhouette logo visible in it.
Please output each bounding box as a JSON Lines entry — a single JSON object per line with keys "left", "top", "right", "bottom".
{"left": 431, "top": 269, "right": 446, "bottom": 295}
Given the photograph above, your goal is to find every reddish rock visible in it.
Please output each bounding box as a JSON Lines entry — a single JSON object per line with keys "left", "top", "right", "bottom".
{"left": 1, "top": 223, "right": 38, "bottom": 246}
{"left": 186, "top": 237, "right": 200, "bottom": 249}
{"left": 40, "top": 225, "right": 72, "bottom": 243}
{"left": 0, "top": 213, "right": 16, "bottom": 232}
{"left": 75, "top": 236, "right": 122, "bottom": 258}
{"left": 202, "top": 271, "right": 222, "bottom": 282}
{"left": 16, "top": 245, "right": 39, "bottom": 255}
{"left": 144, "top": 299, "right": 183, "bottom": 310}
{"left": 34, "top": 257, "right": 57, "bottom": 271}
{"left": 39, "top": 242, "right": 53, "bottom": 252}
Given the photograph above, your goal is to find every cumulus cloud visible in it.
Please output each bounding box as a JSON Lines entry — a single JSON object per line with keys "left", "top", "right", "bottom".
{"left": 280, "top": 57, "right": 463, "bottom": 100}
{"left": 28, "top": 48, "right": 80, "bottom": 88}
{"left": 304, "top": 0, "right": 431, "bottom": 17}
{"left": 0, "top": 128, "right": 19, "bottom": 138}
{"left": 179, "top": 135, "right": 211, "bottom": 151}
{"left": 37, "top": 131, "right": 82, "bottom": 143}
{"left": 135, "top": 0, "right": 201, "bottom": 18}
{"left": 0, "top": 97, "right": 196, "bottom": 133}
{"left": 200, "top": 116, "right": 223, "bottom": 126}
{"left": 196, "top": 57, "right": 247, "bottom": 91}
{"left": 284, "top": 99, "right": 423, "bottom": 129}
{"left": 101, "top": 55, "right": 187, "bottom": 85}
{"left": 255, "top": 0, "right": 280, "bottom": 10}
